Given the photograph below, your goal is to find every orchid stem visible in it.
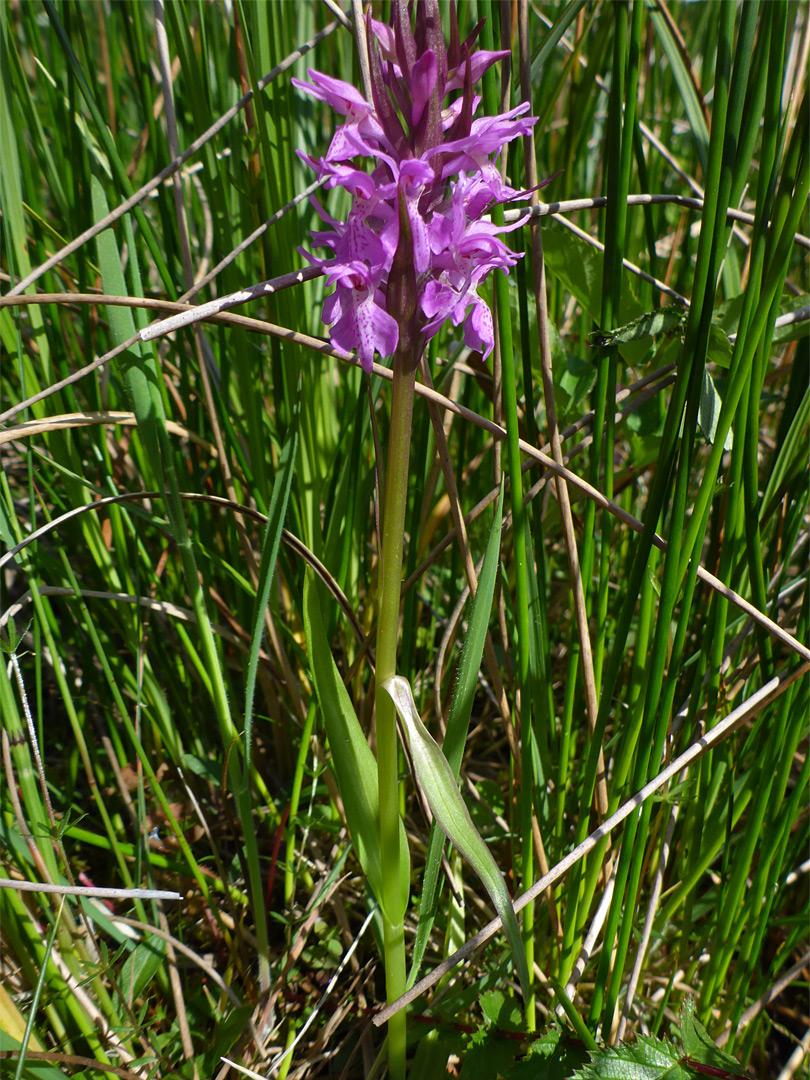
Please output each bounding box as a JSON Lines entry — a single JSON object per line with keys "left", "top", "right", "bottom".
{"left": 376, "top": 344, "right": 416, "bottom": 1080}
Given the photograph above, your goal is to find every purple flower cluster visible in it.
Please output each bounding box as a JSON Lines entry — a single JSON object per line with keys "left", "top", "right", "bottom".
{"left": 293, "top": 0, "right": 537, "bottom": 373}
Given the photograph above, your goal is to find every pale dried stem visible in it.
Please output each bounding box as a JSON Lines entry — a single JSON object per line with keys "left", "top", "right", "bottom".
{"left": 159, "top": 908, "right": 199, "bottom": 1074}
{"left": 406, "top": 364, "right": 676, "bottom": 591}
{"left": 518, "top": 0, "right": 609, "bottom": 823}
{"left": 350, "top": 0, "right": 372, "bottom": 103}
{"left": 0, "top": 494, "right": 366, "bottom": 651}
{"left": 616, "top": 798, "right": 680, "bottom": 1042}
{"left": 717, "top": 950, "right": 810, "bottom": 1050}
{"left": 559, "top": 859, "right": 617, "bottom": 1012}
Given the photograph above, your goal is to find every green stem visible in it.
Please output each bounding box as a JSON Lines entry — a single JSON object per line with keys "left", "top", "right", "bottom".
{"left": 376, "top": 345, "right": 416, "bottom": 1080}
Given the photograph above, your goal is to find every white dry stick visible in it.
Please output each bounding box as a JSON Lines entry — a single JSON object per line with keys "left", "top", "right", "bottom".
{"left": 2, "top": 393, "right": 808, "bottom": 669}
{"left": 0, "top": 879, "right": 182, "bottom": 900}
{"left": 776, "top": 1022, "right": 810, "bottom": 1080}
{"left": 351, "top": 0, "right": 373, "bottom": 103}
{"left": 616, "top": 798, "right": 681, "bottom": 1042}
{"left": 557, "top": 861, "right": 617, "bottom": 1018}
{"left": 139, "top": 268, "right": 320, "bottom": 342}
{"left": 9, "top": 652, "right": 57, "bottom": 828}
{"left": 5, "top": 21, "right": 341, "bottom": 299}
{"left": 244, "top": 906, "right": 376, "bottom": 1077}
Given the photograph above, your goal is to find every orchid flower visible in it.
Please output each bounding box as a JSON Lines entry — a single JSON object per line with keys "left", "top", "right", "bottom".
{"left": 293, "top": 0, "right": 537, "bottom": 372}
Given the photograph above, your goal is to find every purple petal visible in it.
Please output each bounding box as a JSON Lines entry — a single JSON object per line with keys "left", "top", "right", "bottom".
{"left": 370, "top": 18, "right": 396, "bottom": 60}
{"left": 428, "top": 103, "right": 536, "bottom": 161}
{"left": 410, "top": 50, "right": 438, "bottom": 127}
{"left": 292, "top": 71, "right": 371, "bottom": 119}
{"left": 446, "top": 49, "right": 510, "bottom": 92}
{"left": 463, "top": 293, "right": 494, "bottom": 357}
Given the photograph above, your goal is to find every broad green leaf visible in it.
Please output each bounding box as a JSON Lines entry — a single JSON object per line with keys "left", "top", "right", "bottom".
{"left": 382, "top": 675, "right": 530, "bottom": 1003}
{"left": 556, "top": 351, "right": 599, "bottom": 423}
{"left": 203, "top": 1005, "right": 255, "bottom": 1076}
{"left": 480, "top": 988, "right": 523, "bottom": 1031}
{"left": 592, "top": 305, "right": 687, "bottom": 347}
{"left": 541, "top": 228, "right": 647, "bottom": 364}
{"left": 303, "top": 572, "right": 409, "bottom": 923}
{"left": 591, "top": 306, "right": 732, "bottom": 369}
{"left": 706, "top": 323, "right": 734, "bottom": 368}
{"left": 119, "top": 938, "right": 166, "bottom": 1005}
{"left": 679, "top": 998, "right": 746, "bottom": 1076}
{"left": 408, "top": 1027, "right": 464, "bottom": 1075}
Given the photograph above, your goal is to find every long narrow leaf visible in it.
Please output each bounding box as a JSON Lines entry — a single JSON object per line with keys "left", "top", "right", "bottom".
{"left": 303, "top": 572, "right": 409, "bottom": 923}
{"left": 382, "top": 674, "right": 530, "bottom": 1003}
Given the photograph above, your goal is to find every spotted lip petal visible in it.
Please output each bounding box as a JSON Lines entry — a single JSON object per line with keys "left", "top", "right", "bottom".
{"left": 293, "top": 0, "right": 540, "bottom": 370}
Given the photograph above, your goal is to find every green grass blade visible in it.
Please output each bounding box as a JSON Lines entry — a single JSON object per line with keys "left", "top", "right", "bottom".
{"left": 243, "top": 395, "right": 299, "bottom": 767}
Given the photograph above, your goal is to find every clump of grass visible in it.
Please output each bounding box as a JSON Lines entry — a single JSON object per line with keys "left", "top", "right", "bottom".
{"left": 1, "top": 2, "right": 807, "bottom": 1078}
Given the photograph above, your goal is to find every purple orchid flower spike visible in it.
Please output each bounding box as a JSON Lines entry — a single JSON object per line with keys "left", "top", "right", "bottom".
{"left": 294, "top": 0, "right": 538, "bottom": 373}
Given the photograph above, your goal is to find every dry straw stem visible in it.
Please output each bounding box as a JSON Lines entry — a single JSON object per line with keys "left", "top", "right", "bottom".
{"left": 715, "top": 950, "right": 810, "bottom": 1052}
{"left": 3, "top": 188, "right": 808, "bottom": 423}
{"left": 0, "top": 1052, "right": 147, "bottom": 1080}
{"left": 373, "top": 661, "right": 810, "bottom": 1025}
{"left": 0, "top": 880, "right": 181, "bottom": 900}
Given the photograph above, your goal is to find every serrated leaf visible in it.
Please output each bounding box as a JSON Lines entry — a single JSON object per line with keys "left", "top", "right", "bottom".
{"left": 592, "top": 305, "right": 687, "bottom": 347}
{"left": 381, "top": 675, "right": 530, "bottom": 1002}
{"left": 572, "top": 1035, "right": 690, "bottom": 1080}
{"left": 679, "top": 998, "right": 746, "bottom": 1076}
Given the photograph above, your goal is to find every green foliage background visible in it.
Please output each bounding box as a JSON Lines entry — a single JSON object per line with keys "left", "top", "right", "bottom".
{"left": 0, "top": 1, "right": 807, "bottom": 1077}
